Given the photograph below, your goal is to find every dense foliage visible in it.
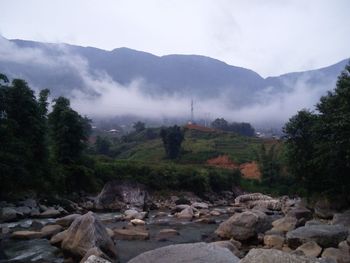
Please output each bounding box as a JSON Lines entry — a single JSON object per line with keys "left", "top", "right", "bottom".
{"left": 284, "top": 63, "right": 350, "bottom": 199}
{"left": 160, "top": 125, "right": 184, "bottom": 159}
{"left": 0, "top": 75, "right": 93, "bottom": 197}
{"left": 211, "top": 118, "right": 255, "bottom": 137}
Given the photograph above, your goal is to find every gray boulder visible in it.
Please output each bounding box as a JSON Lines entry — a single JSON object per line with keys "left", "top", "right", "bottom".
{"left": 332, "top": 210, "right": 350, "bottom": 230}
{"left": 215, "top": 210, "right": 270, "bottom": 241}
{"left": 95, "top": 181, "right": 148, "bottom": 211}
{"left": 0, "top": 207, "right": 18, "bottom": 222}
{"left": 240, "top": 248, "right": 320, "bottom": 263}
{"left": 61, "top": 211, "right": 117, "bottom": 261}
{"left": 128, "top": 242, "right": 239, "bottom": 263}
{"left": 287, "top": 224, "right": 348, "bottom": 249}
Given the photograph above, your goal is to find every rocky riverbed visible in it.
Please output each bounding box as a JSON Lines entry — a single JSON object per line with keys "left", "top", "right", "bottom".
{"left": 1, "top": 181, "right": 350, "bottom": 263}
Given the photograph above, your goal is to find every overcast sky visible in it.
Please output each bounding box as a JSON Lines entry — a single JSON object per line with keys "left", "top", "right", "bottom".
{"left": 0, "top": 0, "right": 349, "bottom": 77}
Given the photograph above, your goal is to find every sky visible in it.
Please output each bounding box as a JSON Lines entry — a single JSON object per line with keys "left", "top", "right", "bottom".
{"left": 0, "top": 0, "right": 349, "bottom": 77}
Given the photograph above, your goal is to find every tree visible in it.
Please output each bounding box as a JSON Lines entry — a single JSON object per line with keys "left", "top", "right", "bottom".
{"left": 211, "top": 118, "right": 229, "bottom": 130}
{"left": 283, "top": 62, "right": 350, "bottom": 198}
{"left": 0, "top": 76, "right": 49, "bottom": 194}
{"left": 133, "top": 121, "right": 146, "bottom": 133}
{"left": 160, "top": 125, "right": 184, "bottom": 159}
{"left": 95, "top": 136, "right": 111, "bottom": 155}
{"left": 48, "top": 97, "right": 91, "bottom": 165}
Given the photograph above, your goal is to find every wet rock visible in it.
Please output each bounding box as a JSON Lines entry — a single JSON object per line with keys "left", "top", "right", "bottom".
{"left": 95, "top": 180, "right": 148, "bottom": 211}
{"left": 333, "top": 210, "right": 350, "bottom": 230}
{"left": 210, "top": 210, "right": 221, "bottom": 216}
{"left": 40, "top": 224, "right": 63, "bottom": 238}
{"left": 176, "top": 207, "right": 194, "bottom": 219}
{"left": 212, "top": 240, "right": 242, "bottom": 258}
{"left": 240, "top": 248, "right": 319, "bottom": 263}
{"left": 80, "top": 247, "right": 113, "bottom": 263}
{"left": 113, "top": 227, "right": 150, "bottom": 240}
{"left": 50, "top": 230, "right": 68, "bottom": 246}
{"left": 172, "top": 204, "right": 190, "bottom": 213}
{"left": 287, "top": 224, "right": 348, "bottom": 249}
{"left": 215, "top": 210, "right": 270, "bottom": 241}
{"left": 39, "top": 208, "right": 61, "bottom": 218}
{"left": 130, "top": 219, "right": 145, "bottom": 226}
{"left": 15, "top": 206, "right": 32, "bottom": 217}
{"left": 56, "top": 214, "right": 81, "bottom": 227}
{"left": 322, "top": 247, "right": 350, "bottom": 263}
{"left": 156, "top": 229, "right": 179, "bottom": 241}
{"left": 296, "top": 241, "right": 322, "bottom": 257}
{"left": 264, "top": 234, "right": 285, "bottom": 249}
{"left": 0, "top": 207, "right": 18, "bottom": 222}
{"left": 124, "top": 209, "right": 146, "bottom": 220}
{"left": 61, "top": 211, "right": 117, "bottom": 261}
{"left": 19, "top": 198, "right": 37, "bottom": 208}
{"left": 82, "top": 255, "right": 112, "bottom": 263}
{"left": 128, "top": 242, "right": 240, "bottom": 263}
{"left": 11, "top": 230, "right": 43, "bottom": 240}
{"left": 271, "top": 216, "right": 297, "bottom": 233}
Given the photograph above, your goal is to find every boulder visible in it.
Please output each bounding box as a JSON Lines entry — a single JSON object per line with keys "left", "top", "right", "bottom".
{"left": 296, "top": 241, "right": 322, "bottom": 257}
{"left": 264, "top": 235, "right": 285, "bottom": 249}
{"left": 15, "top": 206, "right": 32, "bottom": 217}
{"left": 19, "top": 198, "right": 37, "bottom": 208}
{"left": 211, "top": 240, "right": 242, "bottom": 258}
{"left": 113, "top": 227, "right": 149, "bottom": 240}
{"left": 322, "top": 247, "right": 350, "bottom": 263}
{"left": 176, "top": 207, "right": 194, "bottom": 219}
{"left": 271, "top": 216, "right": 297, "bottom": 233}
{"left": 172, "top": 204, "right": 191, "bottom": 213}
{"left": 192, "top": 202, "right": 209, "bottom": 209}
{"left": 56, "top": 214, "right": 81, "bottom": 227}
{"left": 0, "top": 207, "right": 17, "bottom": 222}
{"left": 156, "top": 229, "right": 179, "bottom": 241}
{"left": 39, "top": 208, "right": 61, "bottom": 218}
{"left": 61, "top": 211, "right": 117, "bottom": 261}
{"left": 40, "top": 224, "right": 63, "bottom": 238}
{"left": 287, "top": 207, "right": 312, "bottom": 220}
{"left": 241, "top": 248, "right": 320, "bottom": 263}
{"left": 128, "top": 242, "right": 240, "bottom": 263}
{"left": 80, "top": 247, "right": 112, "bottom": 263}
{"left": 215, "top": 210, "right": 270, "bottom": 241}
{"left": 95, "top": 181, "right": 148, "bottom": 211}
{"left": 235, "top": 193, "right": 273, "bottom": 204}
{"left": 50, "top": 230, "right": 68, "bottom": 246}
{"left": 82, "top": 255, "right": 112, "bottom": 263}
{"left": 130, "top": 219, "right": 145, "bottom": 226}
{"left": 287, "top": 224, "right": 349, "bottom": 249}
{"left": 333, "top": 210, "right": 350, "bottom": 230}
{"left": 124, "top": 209, "right": 146, "bottom": 220}
{"left": 11, "top": 230, "right": 42, "bottom": 240}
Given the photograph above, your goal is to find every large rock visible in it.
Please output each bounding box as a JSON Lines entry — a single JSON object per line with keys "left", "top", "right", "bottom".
{"left": 128, "top": 242, "right": 240, "bottom": 263}
{"left": 95, "top": 181, "right": 148, "bottom": 211}
{"left": 296, "top": 241, "right": 322, "bottom": 257}
{"left": 40, "top": 224, "right": 63, "bottom": 238}
{"left": 240, "top": 248, "right": 319, "bottom": 263}
{"left": 11, "top": 230, "right": 42, "bottom": 240}
{"left": 113, "top": 227, "right": 149, "bottom": 240}
{"left": 322, "top": 247, "right": 350, "bottom": 263}
{"left": 176, "top": 207, "right": 194, "bottom": 219}
{"left": 61, "top": 211, "right": 117, "bottom": 261}
{"left": 215, "top": 210, "right": 270, "bottom": 241}
{"left": 56, "top": 214, "right": 81, "bottom": 227}
{"left": 287, "top": 207, "right": 312, "bottom": 220}
{"left": 0, "top": 207, "right": 18, "bottom": 222}
{"left": 271, "top": 216, "right": 297, "bottom": 233}
{"left": 82, "top": 255, "right": 112, "bottom": 263}
{"left": 50, "top": 230, "right": 68, "bottom": 246}
{"left": 333, "top": 210, "right": 350, "bottom": 230}
{"left": 264, "top": 235, "right": 285, "bottom": 249}
{"left": 39, "top": 208, "right": 61, "bottom": 218}
{"left": 287, "top": 224, "right": 349, "bottom": 249}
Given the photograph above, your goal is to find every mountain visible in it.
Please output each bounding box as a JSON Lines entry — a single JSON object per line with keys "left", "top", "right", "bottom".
{"left": 0, "top": 37, "right": 348, "bottom": 124}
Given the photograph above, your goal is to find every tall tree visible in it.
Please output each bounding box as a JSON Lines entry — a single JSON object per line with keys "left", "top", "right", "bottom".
{"left": 160, "top": 125, "right": 184, "bottom": 159}
{"left": 48, "top": 97, "right": 91, "bottom": 165}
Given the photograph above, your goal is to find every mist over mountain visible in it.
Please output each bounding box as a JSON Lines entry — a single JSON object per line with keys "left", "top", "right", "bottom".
{"left": 0, "top": 37, "right": 348, "bottom": 128}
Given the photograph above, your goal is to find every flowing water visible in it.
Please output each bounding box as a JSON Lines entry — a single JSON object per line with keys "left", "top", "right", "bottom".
{"left": 0, "top": 209, "right": 231, "bottom": 263}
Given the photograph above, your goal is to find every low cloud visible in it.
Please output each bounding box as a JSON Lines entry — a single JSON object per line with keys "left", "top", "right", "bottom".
{"left": 0, "top": 37, "right": 339, "bottom": 129}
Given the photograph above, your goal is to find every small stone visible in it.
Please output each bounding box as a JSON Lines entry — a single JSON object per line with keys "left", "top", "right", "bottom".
{"left": 130, "top": 219, "right": 146, "bottom": 226}
{"left": 156, "top": 229, "right": 179, "bottom": 241}
{"left": 11, "top": 230, "right": 42, "bottom": 239}
{"left": 113, "top": 227, "right": 150, "bottom": 240}
{"left": 296, "top": 241, "right": 322, "bottom": 257}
